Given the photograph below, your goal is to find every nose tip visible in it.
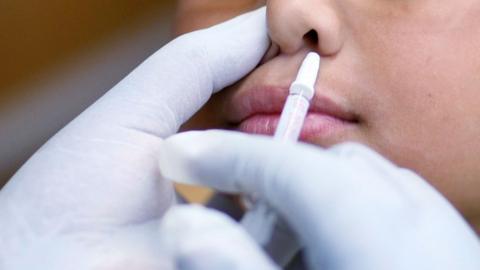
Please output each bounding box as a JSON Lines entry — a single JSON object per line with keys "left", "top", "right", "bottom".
{"left": 267, "top": 1, "right": 344, "bottom": 56}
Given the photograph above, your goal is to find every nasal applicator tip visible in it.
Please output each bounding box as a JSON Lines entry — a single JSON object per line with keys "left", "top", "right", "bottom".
{"left": 290, "top": 52, "right": 321, "bottom": 100}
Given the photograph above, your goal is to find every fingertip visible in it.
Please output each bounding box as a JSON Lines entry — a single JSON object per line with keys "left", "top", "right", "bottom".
{"left": 159, "top": 130, "right": 245, "bottom": 187}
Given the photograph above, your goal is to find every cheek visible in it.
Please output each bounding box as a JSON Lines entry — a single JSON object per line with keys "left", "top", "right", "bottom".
{"left": 358, "top": 22, "right": 480, "bottom": 215}
{"left": 368, "top": 27, "right": 480, "bottom": 150}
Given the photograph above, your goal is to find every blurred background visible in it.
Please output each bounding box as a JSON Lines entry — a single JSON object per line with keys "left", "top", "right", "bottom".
{"left": 0, "top": 0, "right": 178, "bottom": 185}
{"left": 0, "top": 0, "right": 178, "bottom": 188}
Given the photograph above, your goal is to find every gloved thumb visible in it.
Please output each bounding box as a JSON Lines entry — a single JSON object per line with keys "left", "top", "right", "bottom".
{"left": 158, "top": 130, "right": 330, "bottom": 198}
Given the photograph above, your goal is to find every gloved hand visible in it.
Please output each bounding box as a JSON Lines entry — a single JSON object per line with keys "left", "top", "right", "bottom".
{"left": 159, "top": 130, "right": 480, "bottom": 270}
{"left": 0, "top": 8, "right": 269, "bottom": 269}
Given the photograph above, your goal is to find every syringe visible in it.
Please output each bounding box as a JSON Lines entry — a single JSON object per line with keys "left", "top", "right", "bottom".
{"left": 274, "top": 52, "right": 320, "bottom": 141}
{"left": 241, "top": 52, "right": 320, "bottom": 260}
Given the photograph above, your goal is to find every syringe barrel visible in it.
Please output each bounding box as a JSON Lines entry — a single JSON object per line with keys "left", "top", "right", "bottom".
{"left": 274, "top": 93, "right": 310, "bottom": 141}
{"left": 241, "top": 52, "right": 320, "bottom": 266}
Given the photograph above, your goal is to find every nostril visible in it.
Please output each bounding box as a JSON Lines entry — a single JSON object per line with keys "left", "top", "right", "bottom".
{"left": 303, "top": 30, "right": 319, "bottom": 50}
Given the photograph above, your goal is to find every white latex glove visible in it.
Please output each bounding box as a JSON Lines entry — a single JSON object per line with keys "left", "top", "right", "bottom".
{"left": 0, "top": 8, "right": 269, "bottom": 269}
{"left": 159, "top": 130, "right": 480, "bottom": 270}
{"left": 158, "top": 205, "right": 278, "bottom": 270}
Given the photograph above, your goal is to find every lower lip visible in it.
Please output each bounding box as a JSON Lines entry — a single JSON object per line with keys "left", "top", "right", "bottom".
{"left": 237, "top": 113, "right": 355, "bottom": 141}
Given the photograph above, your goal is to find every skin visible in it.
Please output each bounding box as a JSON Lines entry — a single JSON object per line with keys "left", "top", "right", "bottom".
{"left": 175, "top": 0, "right": 480, "bottom": 233}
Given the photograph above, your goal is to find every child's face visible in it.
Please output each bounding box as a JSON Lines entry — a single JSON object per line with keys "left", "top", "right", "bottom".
{"left": 179, "top": 1, "right": 480, "bottom": 225}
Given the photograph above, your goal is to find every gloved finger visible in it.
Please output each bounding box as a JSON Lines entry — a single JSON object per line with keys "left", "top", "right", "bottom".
{"left": 0, "top": 7, "right": 269, "bottom": 240}
{"left": 158, "top": 130, "right": 441, "bottom": 207}
{"left": 159, "top": 205, "right": 279, "bottom": 270}
{"left": 184, "top": 6, "right": 270, "bottom": 93}
{"left": 97, "top": 6, "right": 269, "bottom": 139}
{"left": 159, "top": 129, "right": 336, "bottom": 196}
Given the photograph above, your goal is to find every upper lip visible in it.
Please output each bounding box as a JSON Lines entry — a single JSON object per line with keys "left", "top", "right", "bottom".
{"left": 224, "top": 85, "right": 359, "bottom": 124}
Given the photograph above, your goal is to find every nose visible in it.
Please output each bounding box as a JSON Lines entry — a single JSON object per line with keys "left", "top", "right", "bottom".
{"left": 267, "top": 0, "right": 344, "bottom": 56}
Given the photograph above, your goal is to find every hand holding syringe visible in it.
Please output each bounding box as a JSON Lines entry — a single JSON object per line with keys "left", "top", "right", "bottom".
{"left": 159, "top": 52, "right": 320, "bottom": 266}
{"left": 241, "top": 52, "right": 320, "bottom": 263}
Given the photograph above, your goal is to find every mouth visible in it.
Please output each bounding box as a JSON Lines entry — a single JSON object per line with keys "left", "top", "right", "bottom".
{"left": 224, "top": 85, "right": 360, "bottom": 142}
